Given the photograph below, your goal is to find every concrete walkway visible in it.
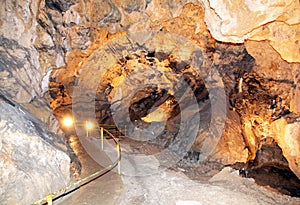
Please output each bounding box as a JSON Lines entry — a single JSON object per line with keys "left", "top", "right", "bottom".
{"left": 55, "top": 136, "right": 300, "bottom": 205}
{"left": 56, "top": 135, "right": 124, "bottom": 205}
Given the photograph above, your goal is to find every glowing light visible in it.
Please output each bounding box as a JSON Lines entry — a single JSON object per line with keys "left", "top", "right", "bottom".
{"left": 85, "top": 121, "right": 94, "bottom": 130}
{"left": 62, "top": 117, "right": 74, "bottom": 127}
{"left": 141, "top": 107, "right": 167, "bottom": 122}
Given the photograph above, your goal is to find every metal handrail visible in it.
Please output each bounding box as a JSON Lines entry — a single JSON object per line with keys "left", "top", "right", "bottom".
{"left": 97, "top": 124, "right": 126, "bottom": 137}
{"left": 33, "top": 127, "right": 121, "bottom": 205}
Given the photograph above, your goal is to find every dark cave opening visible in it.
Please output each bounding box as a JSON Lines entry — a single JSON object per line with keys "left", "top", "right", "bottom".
{"left": 232, "top": 139, "right": 300, "bottom": 197}
{"left": 247, "top": 166, "right": 300, "bottom": 197}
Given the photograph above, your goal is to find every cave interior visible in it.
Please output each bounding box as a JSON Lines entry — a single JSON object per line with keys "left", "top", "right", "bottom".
{"left": 0, "top": 0, "right": 300, "bottom": 204}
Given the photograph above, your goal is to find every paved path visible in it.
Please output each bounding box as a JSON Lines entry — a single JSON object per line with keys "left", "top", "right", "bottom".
{"left": 56, "top": 135, "right": 124, "bottom": 205}
{"left": 54, "top": 136, "right": 300, "bottom": 205}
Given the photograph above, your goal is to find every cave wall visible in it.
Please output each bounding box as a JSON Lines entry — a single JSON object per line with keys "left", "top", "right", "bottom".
{"left": 0, "top": 0, "right": 299, "bottom": 199}
{"left": 0, "top": 1, "right": 72, "bottom": 204}
{"left": 45, "top": 0, "right": 300, "bottom": 178}
{"left": 0, "top": 98, "right": 70, "bottom": 204}
{"left": 203, "top": 0, "right": 300, "bottom": 63}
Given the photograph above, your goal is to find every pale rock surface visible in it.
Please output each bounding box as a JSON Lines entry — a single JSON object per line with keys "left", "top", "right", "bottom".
{"left": 176, "top": 201, "right": 202, "bottom": 205}
{"left": 0, "top": 100, "right": 70, "bottom": 205}
{"left": 0, "top": 0, "right": 41, "bottom": 102}
{"left": 203, "top": 0, "right": 300, "bottom": 62}
{"left": 0, "top": 0, "right": 65, "bottom": 124}
{"left": 56, "top": 141, "right": 300, "bottom": 204}
{"left": 204, "top": 0, "right": 293, "bottom": 38}
{"left": 249, "top": 22, "right": 300, "bottom": 63}
{"left": 117, "top": 167, "right": 300, "bottom": 204}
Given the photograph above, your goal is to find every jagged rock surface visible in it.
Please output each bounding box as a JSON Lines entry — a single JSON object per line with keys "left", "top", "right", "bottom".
{"left": 45, "top": 0, "right": 300, "bottom": 180}
{"left": 203, "top": 0, "right": 300, "bottom": 62}
{"left": 1, "top": 1, "right": 73, "bottom": 203}
{"left": 244, "top": 40, "right": 300, "bottom": 178}
{"left": 0, "top": 0, "right": 55, "bottom": 123}
{"left": 0, "top": 99, "right": 70, "bottom": 205}
{"left": 0, "top": 0, "right": 300, "bottom": 201}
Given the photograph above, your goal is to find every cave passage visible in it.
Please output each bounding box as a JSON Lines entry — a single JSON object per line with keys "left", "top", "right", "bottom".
{"left": 50, "top": 47, "right": 300, "bottom": 199}
{"left": 2, "top": 1, "right": 300, "bottom": 204}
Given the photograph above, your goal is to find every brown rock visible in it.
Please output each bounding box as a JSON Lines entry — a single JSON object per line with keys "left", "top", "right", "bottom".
{"left": 249, "top": 22, "right": 300, "bottom": 62}
{"left": 271, "top": 118, "right": 300, "bottom": 179}
{"left": 245, "top": 40, "right": 300, "bottom": 114}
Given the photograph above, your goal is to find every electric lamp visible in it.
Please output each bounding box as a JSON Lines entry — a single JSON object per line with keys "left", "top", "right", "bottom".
{"left": 62, "top": 116, "right": 74, "bottom": 127}
{"left": 85, "top": 121, "right": 94, "bottom": 131}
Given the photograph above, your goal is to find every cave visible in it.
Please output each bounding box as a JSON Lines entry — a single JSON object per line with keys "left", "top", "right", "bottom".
{"left": 0, "top": 0, "right": 300, "bottom": 204}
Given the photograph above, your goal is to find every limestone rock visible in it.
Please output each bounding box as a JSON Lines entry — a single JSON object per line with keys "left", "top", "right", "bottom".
{"left": 203, "top": 0, "right": 300, "bottom": 62}
{"left": 1, "top": 0, "right": 300, "bottom": 194}
{"left": 204, "top": 0, "right": 294, "bottom": 39}
{"left": 0, "top": 0, "right": 40, "bottom": 100}
{"left": 45, "top": 0, "right": 73, "bottom": 12}
{"left": 145, "top": 0, "right": 173, "bottom": 22}
{"left": 0, "top": 0, "right": 65, "bottom": 124}
{"left": 245, "top": 40, "right": 300, "bottom": 113}
{"left": 271, "top": 118, "right": 300, "bottom": 179}
{"left": 0, "top": 100, "right": 70, "bottom": 205}
{"left": 0, "top": 35, "right": 40, "bottom": 102}
{"left": 249, "top": 22, "right": 300, "bottom": 63}
{"left": 211, "top": 43, "right": 254, "bottom": 164}
{"left": 43, "top": 0, "right": 300, "bottom": 180}
{"left": 215, "top": 110, "right": 248, "bottom": 164}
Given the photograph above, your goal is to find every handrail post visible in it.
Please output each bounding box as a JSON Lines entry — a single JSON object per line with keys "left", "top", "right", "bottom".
{"left": 46, "top": 194, "right": 53, "bottom": 205}
{"left": 100, "top": 127, "right": 104, "bottom": 150}
{"left": 117, "top": 143, "right": 121, "bottom": 175}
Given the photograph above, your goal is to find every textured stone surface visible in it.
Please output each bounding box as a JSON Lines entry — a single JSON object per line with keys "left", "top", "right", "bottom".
{"left": 203, "top": 0, "right": 300, "bottom": 62}
{"left": 245, "top": 40, "right": 300, "bottom": 114}
{"left": 242, "top": 40, "right": 300, "bottom": 171}
{"left": 45, "top": 0, "right": 300, "bottom": 180}
{"left": 249, "top": 22, "right": 300, "bottom": 63}
{"left": 0, "top": 100, "right": 70, "bottom": 205}
{"left": 212, "top": 43, "right": 255, "bottom": 164}
{"left": 0, "top": 0, "right": 66, "bottom": 124}
{"left": 0, "top": 1, "right": 72, "bottom": 203}
{"left": 215, "top": 109, "right": 248, "bottom": 164}
{"left": 1, "top": 0, "right": 300, "bottom": 198}
{"left": 204, "top": 0, "right": 294, "bottom": 38}
{"left": 118, "top": 167, "right": 300, "bottom": 204}
{"left": 271, "top": 119, "right": 300, "bottom": 179}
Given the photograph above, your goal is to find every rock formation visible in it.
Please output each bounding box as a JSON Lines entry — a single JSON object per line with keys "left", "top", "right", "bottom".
{"left": 203, "top": 0, "right": 300, "bottom": 62}
{"left": 0, "top": 0, "right": 299, "bottom": 202}
{"left": 0, "top": 96, "right": 70, "bottom": 204}
{"left": 1, "top": 1, "right": 71, "bottom": 204}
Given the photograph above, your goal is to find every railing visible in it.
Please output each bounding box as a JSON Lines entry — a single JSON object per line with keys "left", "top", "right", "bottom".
{"left": 32, "top": 127, "right": 121, "bottom": 205}
{"left": 98, "top": 124, "right": 126, "bottom": 138}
